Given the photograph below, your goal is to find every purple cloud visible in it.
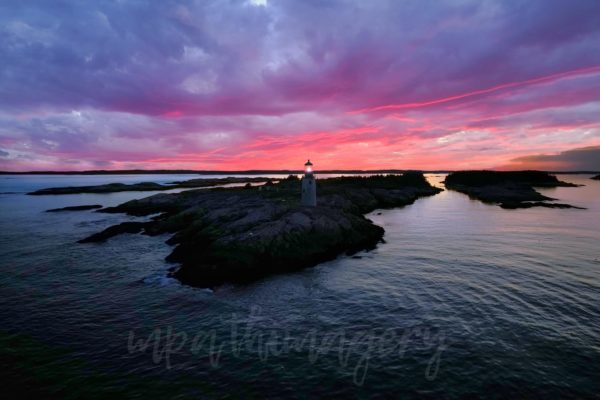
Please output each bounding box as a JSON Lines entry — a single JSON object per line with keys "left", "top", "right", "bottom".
{"left": 506, "top": 145, "right": 600, "bottom": 170}
{"left": 0, "top": 0, "right": 599, "bottom": 170}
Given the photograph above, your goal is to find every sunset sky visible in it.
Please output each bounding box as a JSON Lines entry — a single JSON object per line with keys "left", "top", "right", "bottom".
{"left": 1, "top": 0, "right": 600, "bottom": 171}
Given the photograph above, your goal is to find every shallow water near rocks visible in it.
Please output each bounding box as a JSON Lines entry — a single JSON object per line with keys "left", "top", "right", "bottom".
{"left": 0, "top": 174, "right": 598, "bottom": 398}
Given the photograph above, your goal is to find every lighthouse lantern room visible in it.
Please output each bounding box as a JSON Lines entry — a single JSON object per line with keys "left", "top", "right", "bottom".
{"left": 301, "top": 159, "right": 317, "bottom": 207}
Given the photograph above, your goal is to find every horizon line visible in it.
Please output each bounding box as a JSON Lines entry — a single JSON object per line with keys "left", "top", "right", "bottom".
{"left": 1, "top": 169, "right": 599, "bottom": 175}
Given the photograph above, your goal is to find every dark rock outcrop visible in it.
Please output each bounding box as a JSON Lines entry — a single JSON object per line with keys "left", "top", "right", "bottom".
{"left": 31, "top": 182, "right": 165, "bottom": 195}
{"left": 28, "top": 177, "right": 277, "bottom": 195}
{"left": 500, "top": 202, "right": 585, "bottom": 210}
{"left": 46, "top": 204, "right": 103, "bottom": 212}
{"left": 444, "top": 171, "right": 581, "bottom": 209}
{"left": 78, "top": 221, "right": 151, "bottom": 243}
{"left": 80, "top": 173, "right": 442, "bottom": 287}
{"left": 592, "top": 174, "right": 600, "bottom": 180}
{"left": 169, "top": 177, "right": 277, "bottom": 188}
{"left": 445, "top": 170, "right": 578, "bottom": 188}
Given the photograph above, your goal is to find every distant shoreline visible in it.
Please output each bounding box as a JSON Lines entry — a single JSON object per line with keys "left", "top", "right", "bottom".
{"left": 1, "top": 169, "right": 599, "bottom": 175}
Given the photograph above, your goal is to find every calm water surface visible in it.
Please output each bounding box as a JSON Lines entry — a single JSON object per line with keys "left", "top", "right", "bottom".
{"left": 0, "top": 174, "right": 598, "bottom": 398}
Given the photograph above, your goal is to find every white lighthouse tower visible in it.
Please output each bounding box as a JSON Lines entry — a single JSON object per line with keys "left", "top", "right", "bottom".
{"left": 301, "top": 159, "right": 317, "bottom": 207}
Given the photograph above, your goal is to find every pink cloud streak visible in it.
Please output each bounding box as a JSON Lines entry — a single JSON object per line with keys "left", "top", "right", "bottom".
{"left": 351, "top": 65, "right": 600, "bottom": 114}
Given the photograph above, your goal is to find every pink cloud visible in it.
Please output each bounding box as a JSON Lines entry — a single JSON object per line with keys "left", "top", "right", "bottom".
{"left": 1, "top": 0, "right": 600, "bottom": 171}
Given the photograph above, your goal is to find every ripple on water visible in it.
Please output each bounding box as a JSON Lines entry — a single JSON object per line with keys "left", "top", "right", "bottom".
{"left": 0, "top": 174, "right": 599, "bottom": 398}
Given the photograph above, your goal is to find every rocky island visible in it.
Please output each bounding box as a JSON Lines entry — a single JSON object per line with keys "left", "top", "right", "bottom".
{"left": 592, "top": 174, "right": 600, "bottom": 180}
{"left": 46, "top": 204, "right": 103, "bottom": 212}
{"left": 79, "top": 173, "right": 442, "bottom": 287}
{"left": 444, "top": 171, "right": 582, "bottom": 209}
{"left": 28, "top": 177, "right": 275, "bottom": 195}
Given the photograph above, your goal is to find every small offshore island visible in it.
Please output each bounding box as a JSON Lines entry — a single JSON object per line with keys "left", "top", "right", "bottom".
{"left": 23, "top": 168, "right": 582, "bottom": 286}
{"left": 27, "top": 177, "right": 275, "bottom": 195}
{"left": 46, "top": 204, "right": 103, "bottom": 212}
{"left": 444, "top": 171, "right": 583, "bottom": 209}
{"left": 79, "top": 172, "right": 441, "bottom": 287}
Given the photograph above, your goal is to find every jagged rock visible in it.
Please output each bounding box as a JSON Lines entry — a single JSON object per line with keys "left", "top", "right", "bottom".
{"left": 82, "top": 173, "right": 442, "bottom": 287}
{"left": 78, "top": 222, "right": 151, "bottom": 243}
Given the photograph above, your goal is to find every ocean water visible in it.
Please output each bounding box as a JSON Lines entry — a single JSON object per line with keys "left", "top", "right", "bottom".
{"left": 0, "top": 174, "right": 598, "bottom": 398}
